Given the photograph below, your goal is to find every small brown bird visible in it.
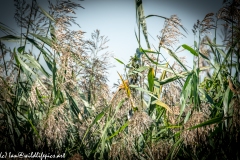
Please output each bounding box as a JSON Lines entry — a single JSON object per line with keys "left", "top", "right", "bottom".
{"left": 228, "top": 77, "right": 240, "bottom": 94}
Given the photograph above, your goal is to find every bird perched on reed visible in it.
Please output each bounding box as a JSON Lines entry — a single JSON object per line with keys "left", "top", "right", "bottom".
{"left": 228, "top": 76, "right": 240, "bottom": 94}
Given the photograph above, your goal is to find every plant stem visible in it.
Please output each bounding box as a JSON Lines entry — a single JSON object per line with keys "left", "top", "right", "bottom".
{"left": 0, "top": 41, "right": 7, "bottom": 76}
{"left": 23, "top": 0, "right": 34, "bottom": 49}
{"left": 154, "top": 46, "right": 161, "bottom": 76}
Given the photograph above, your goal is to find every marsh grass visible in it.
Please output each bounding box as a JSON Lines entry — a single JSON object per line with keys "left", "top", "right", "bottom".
{"left": 0, "top": 0, "right": 240, "bottom": 159}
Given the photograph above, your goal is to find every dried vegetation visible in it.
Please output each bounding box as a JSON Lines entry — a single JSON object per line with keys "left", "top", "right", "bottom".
{"left": 0, "top": 0, "right": 239, "bottom": 159}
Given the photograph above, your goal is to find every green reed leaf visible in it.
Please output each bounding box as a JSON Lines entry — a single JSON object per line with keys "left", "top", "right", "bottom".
{"left": 107, "top": 121, "right": 129, "bottom": 140}
{"left": 146, "top": 14, "right": 188, "bottom": 34}
{"left": 188, "top": 116, "right": 224, "bottom": 130}
{"left": 39, "top": 6, "right": 56, "bottom": 22}
{"left": 30, "top": 33, "right": 52, "bottom": 47}
{"left": 164, "top": 47, "right": 188, "bottom": 71}
{"left": 148, "top": 67, "right": 155, "bottom": 92}
{"left": 114, "top": 58, "right": 125, "bottom": 65}
{"left": 26, "top": 36, "right": 53, "bottom": 72}
{"left": 17, "top": 46, "right": 25, "bottom": 53}
{"left": 14, "top": 50, "right": 37, "bottom": 78}
{"left": 0, "top": 35, "right": 21, "bottom": 41}
{"left": 182, "top": 44, "right": 198, "bottom": 56}
{"left": 19, "top": 54, "right": 50, "bottom": 77}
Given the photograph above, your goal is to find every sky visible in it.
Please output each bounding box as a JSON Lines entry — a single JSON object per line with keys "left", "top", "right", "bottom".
{"left": 0, "top": 0, "right": 224, "bottom": 89}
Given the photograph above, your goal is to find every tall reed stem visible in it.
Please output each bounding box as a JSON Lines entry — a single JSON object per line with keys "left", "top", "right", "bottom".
{"left": 0, "top": 41, "right": 7, "bottom": 76}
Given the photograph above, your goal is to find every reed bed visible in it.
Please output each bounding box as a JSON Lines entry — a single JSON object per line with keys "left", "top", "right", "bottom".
{"left": 0, "top": 0, "right": 239, "bottom": 159}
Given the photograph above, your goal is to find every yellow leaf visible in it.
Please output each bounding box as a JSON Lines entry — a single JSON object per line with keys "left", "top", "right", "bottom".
{"left": 117, "top": 72, "right": 135, "bottom": 109}
{"left": 154, "top": 100, "right": 173, "bottom": 113}
{"left": 158, "top": 62, "right": 168, "bottom": 98}
{"left": 117, "top": 72, "right": 131, "bottom": 97}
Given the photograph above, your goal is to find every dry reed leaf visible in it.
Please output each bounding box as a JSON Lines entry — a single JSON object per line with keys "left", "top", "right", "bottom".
{"left": 154, "top": 100, "right": 173, "bottom": 113}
